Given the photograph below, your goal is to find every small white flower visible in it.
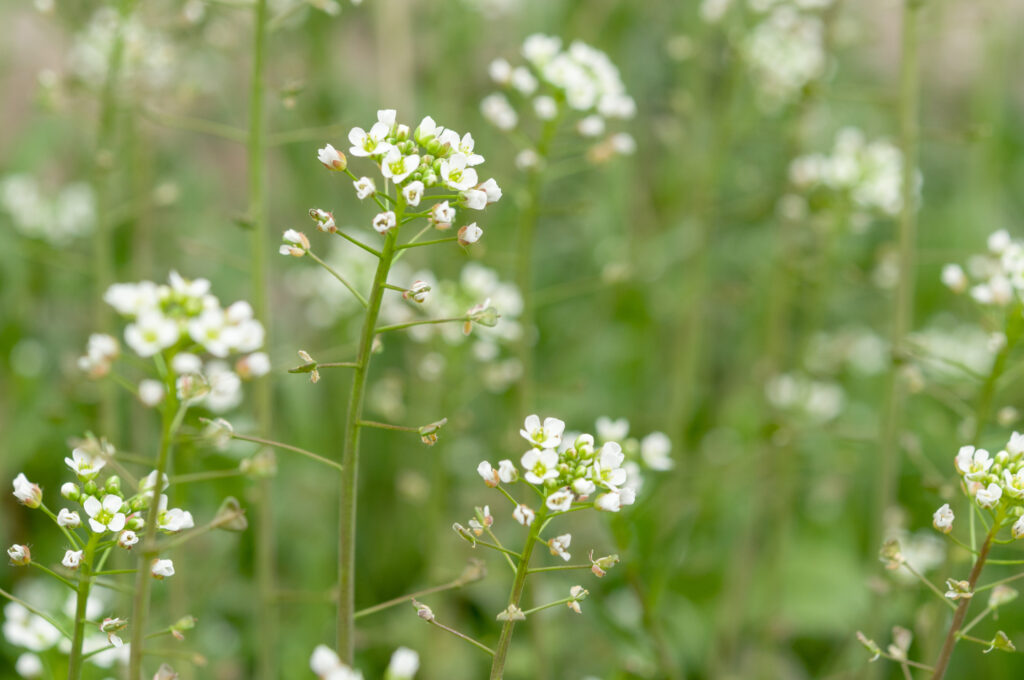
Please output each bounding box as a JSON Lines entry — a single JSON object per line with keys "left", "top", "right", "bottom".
{"left": 83, "top": 494, "right": 127, "bottom": 534}
{"left": 520, "top": 415, "right": 566, "bottom": 449}
{"left": 533, "top": 95, "right": 557, "bottom": 120}
{"left": 381, "top": 147, "right": 420, "bottom": 184}
{"left": 595, "top": 490, "right": 625, "bottom": 512}
{"left": 932, "top": 504, "right": 954, "bottom": 534}
{"left": 118, "top": 530, "right": 139, "bottom": 549}
{"left": 7, "top": 544, "right": 30, "bottom": 566}
{"left": 572, "top": 477, "right": 596, "bottom": 497}
{"left": 430, "top": 201, "right": 456, "bottom": 229}
{"left": 1013, "top": 516, "right": 1024, "bottom": 540}
{"left": 310, "top": 644, "right": 363, "bottom": 680}
{"left": 546, "top": 487, "right": 573, "bottom": 512}
{"left": 404, "top": 280, "right": 430, "bottom": 304}
{"left": 513, "top": 504, "right": 536, "bottom": 526}
{"left": 477, "top": 460, "right": 500, "bottom": 487}
{"left": 12, "top": 473, "right": 42, "bottom": 508}
{"left": 57, "top": 508, "right": 81, "bottom": 528}
{"left": 497, "top": 459, "right": 518, "bottom": 483}
{"left": 510, "top": 66, "right": 538, "bottom": 94}
{"left": 462, "top": 189, "right": 487, "bottom": 210}
{"left": 386, "top": 647, "right": 419, "bottom": 678}
{"left": 157, "top": 495, "right": 195, "bottom": 533}
{"left": 151, "top": 559, "right": 175, "bottom": 579}
{"left": 237, "top": 351, "right": 271, "bottom": 379}
{"left": 515, "top": 149, "right": 541, "bottom": 170}
{"left": 1008, "top": 432, "right": 1024, "bottom": 456}
{"left": 941, "top": 264, "right": 967, "bottom": 293}
{"left": 402, "top": 181, "right": 424, "bottom": 207}
{"left": 489, "top": 58, "right": 512, "bottom": 84}
{"left": 373, "top": 211, "right": 397, "bottom": 234}
{"left": 439, "top": 153, "right": 479, "bottom": 191}
{"left": 138, "top": 379, "right": 165, "bottom": 407}
{"left": 317, "top": 144, "right": 347, "bottom": 170}
{"left": 521, "top": 448, "right": 559, "bottom": 484}
{"left": 976, "top": 483, "right": 1002, "bottom": 509}
{"left": 353, "top": 176, "right": 376, "bottom": 200}
{"left": 523, "top": 33, "right": 562, "bottom": 64}
{"left": 62, "top": 550, "right": 83, "bottom": 570}
{"left": 140, "top": 470, "right": 169, "bottom": 498}
{"left": 61, "top": 482, "right": 79, "bottom": 500}
{"left": 640, "top": 432, "right": 674, "bottom": 470}
{"left": 610, "top": 132, "right": 637, "bottom": 155}
{"left": 64, "top": 448, "right": 106, "bottom": 481}
{"left": 956, "top": 446, "right": 993, "bottom": 481}
{"left": 348, "top": 122, "right": 392, "bottom": 158}
{"left": 415, "top": 115, "right": 440, "bottom": 142}
{"left": 595, "top": 417, "right": 629, "bottom": 442}
{"left": 124, "top": 311, "right": 179, "bottom": 358}
{"left": 989, "top": 229, "right": 1011, "bottom": 254}
{"left": 548, "top": 533, "right": 571, "bottom": 561}
{"left": 479, "top": 178, "right": 502, "bottom": 204}
{"left": 14, "top": 653, "right": 43, "bottom": 678}
{"left": 457, "top": 223, "right": 482, "bottom": 246}
{"left": 577, "top": 114, "right": 605, "bottom": 137}
{"left": 171, "top": 352, "right": 202, "bottom": 375}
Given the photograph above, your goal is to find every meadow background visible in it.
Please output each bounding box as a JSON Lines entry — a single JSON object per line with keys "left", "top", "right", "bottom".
{"left": 2, "top": 0, "right": 1024, "bottom": 678}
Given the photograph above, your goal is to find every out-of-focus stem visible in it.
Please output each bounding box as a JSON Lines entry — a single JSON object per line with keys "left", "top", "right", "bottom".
{"left": 245, "top": 0, "right": 276, "bottom": 677}
{"left": 337, "top": 204, "right": 402, "bottom": 662}
{"left": 67, "top": 534, "right": 99, "bottom": 680}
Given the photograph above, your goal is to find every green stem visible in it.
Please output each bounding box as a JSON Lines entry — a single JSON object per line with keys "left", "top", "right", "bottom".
{"left": 308, "top": 250, "right": 369, "bottom": 308}
{"left": 375, "top": 316, "right": 466, "bottom": 334}
{"left": 336, "top": 200, "right": 403, "bottom": 662}
{"left": 67, "top": 533, "right": 99, "bottom": 680}
{"left": 0, "top": 588, "right": 71, "bottom": 639}
{"left": 489, "top": 506, "right": 548, "bottom": 679}
{"left": 354, "top": 569, "right": 484, "bottom": 620}
{"left": 231, "top": 432, "right": 343, "bottom": 472}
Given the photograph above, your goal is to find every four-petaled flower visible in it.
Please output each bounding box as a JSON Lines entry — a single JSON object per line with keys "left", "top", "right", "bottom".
{"left": 62, "top": 550, "right": 83, "bottom": 570}
{"left": 521, "top": 448, "right": 559, "bottom": 485}
{"left": 84, "top": 494, "right": 127, "bottom": 534}
{"left": 956, "top": 445, "right": 993, "bottom": 481}
{"left": 520, "top": 415, "right": 565, "bottom": 449}
{"left": 64, "top": 448, "right": 106, "bottom": 481}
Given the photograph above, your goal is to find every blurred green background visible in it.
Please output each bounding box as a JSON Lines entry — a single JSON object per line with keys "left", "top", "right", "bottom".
{"left": 2, "top": 0, "right": 1024, "bottom": 678}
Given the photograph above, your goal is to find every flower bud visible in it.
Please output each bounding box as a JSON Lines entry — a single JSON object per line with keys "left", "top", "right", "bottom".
{"left": 412, "top": 599, "right": 434, "bottom": 621}
{"left": 7, "top": 544, "right": 31, "bottom": 566}
{"left": 317, "top": 144, "right": 347, "bottom": 171}
{"left": 12, "top": 474, "right": 42, "bottom": 508}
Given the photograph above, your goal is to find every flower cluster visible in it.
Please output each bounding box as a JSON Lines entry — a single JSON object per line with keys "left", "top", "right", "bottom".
{"left": 69, "top": 7, "right": 176, "bottom": 91}
{"left": 765, "top": 372, "right": 845, "bottom": 423}
{"left": 310, "top": 644, "right": 419, "bottom": 679}
{"left": 315, "top": 108, "right": 502, "bottom": 244}
{"left": 789, "top": 128, "right": 915, "bottom": 218}
{"left": 0, "top": 174, "right": 96, "bottom": 245}
{"left": 742, "top": 5, "right": 827, "bottom": 110}
{"left": 941, "top": 230, "right": 1024, "bottom": 307}
{"left": 482, "top": 34, "right": 636, "bottom": 167}
{"left": 947, "top": 433, "right": 1024, "bottom": 536}
{"left": 82, "top": 271, "right": 268, "bottom": 412}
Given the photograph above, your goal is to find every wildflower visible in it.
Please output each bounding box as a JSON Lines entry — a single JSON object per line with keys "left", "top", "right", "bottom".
{"left": 402, "top": 181, "right": 424, "bottom": 207}
{"left": 546, "top": 488, "right": 574, "bottom": 512}
{"left": 589, "top": 551, "right": 619, "bottom": 577}
{"left": 1008, "top": 431, "right": 1024, "bottom": 455}
{"left": 985, "top": 631, "right": 1016, "bottom": 654}
{"left": 440, "top": 153, "right": 479, "bottom": 191}
{"left": 413, "top": 600, "right": 434, "bottom": 621}
{"left": 955, "top": 445, "right": 992, "bottom": 480}
{"left": 548, "top": 534, "right": 571, "bottom": 561}
{"left": 593, "top": 442, "right": 628, "bottom": 488}
{"left": 151, "top": 559, "right": 175, "bottom": 579}
{"left": 7, "top": 545, "right": 30, "bottom": 566}
{"left": 15, "top": 653, "right": 43, "bottom": 678}
{"left": 595, "top": 490, "right": 626, "bottom": 512}
{"left": 84, "top": 494, "right": 127, "bottom": 533}
{"left": 976, "top": 483, "right": 1002, "bottom": 509}
{"left": 64, "top": 447, "right": 106, "bottom": 481}
{"left": 941, "top": 264, "right": 968, "bottom": 293}
{"left": 317, "top": 144, "right": 348, "bottom": 171}
{"left": 515, "top": 149, "right": 540, "bottom": 170}
{"left": 521, "top": 448, "right": 559, "bottom": 484}
{"left": 513, "top": 504, "right": 536, "bottom": 526}
{"left": 372, "top": 211, "right": 397, "bottom": 234}
{"left": 279, "top": 229, "right": 309, "bottom": 256}
{"left": 932, "top": 504, "right": 954, "bottom": 534}
{"left": 236, "top": 352, "right": 271, "bottom": 379}
{"left": 457, "top": 223, "right": 482, "bottom": 245}
{"left": 477, "top": 461, "right": 500, "bottom": 487}
{"left": 520, "top": 414, "right": 566, "bottom": 449}
{"left": 348, "top": 120, "right": 392, "bottom": 158}
{"left": 157, "top": 495, "right": 195, "bottom": 533}
{"left": 386, "top": 647, "right": 419, "bottom": 679}
{"left": 497, "top": 459, "right": 518, "bottom": 483}
{"left": 572, "top": 477, "right": 596, "bottom": 497}
{"left": 62, "top": 550, "right": 83, "bottom": 570}
{"left": 78, "top": 333, "right": 119, "bottom": 377}
{"left": 153, "top": 664, "right": 178, "bottom": 680}
{"left": 640, "top": 432, "right": 674, "bottom": 470}
{"left": 533, "top": 95, "right": 557, "bottom": 120}
{"left": 462, "top": 189, "right": 487, "bottom": 210}
{"left": 990, "top": 585, "right": 1018, "bottom": 608}
{"left": 945, "top": 578, "right": 973, "bottom": 600}
{"left": 568, "top": 585, "right": 588, "bottom": 614}
{"left": 61, "top": 482, "right": 80, "bottom": 501}
{"left": 488, "top": 58, "right": 512, "bottom": 83}
{"left": 310, "top": 208, "right": 336, "bottom": 232}
{"left": 403, "top": 280, "right": 430, "bottom": 304}
{"left": 353, "top": 176, "right": 376, "bottom": 200}
{"left": 12, "top": 473, "right": 42, "bottom": 508}
{"left": 380, "top": 148, "right": 420, "bottom": 185}
{"left": 57, "top": 508, "right": 82, "bottom": 528}
{"left": 118, "top": 530, "right": 139, "bottom": 549}
{"left": 479, "top": 178, "right": 502, "bottom": 204}
{"left": 480, "top": 93, "right": 518, "bottom": 130}
{"left": 430, "top": 201, "right": 455, "bottom": 229}
{"left": 124, "top": 311, "right": 178, "bottom": 357}
{"left": 310, "top": 645, "right": 363, "bottom": 680}
{"left": 856, "top": 631, "right": 882, "bottom": 662}
{"left": 496, "top": 604, "right": 526, "bottom": 621}
{"left": 100, "top": 617, "right": 127, "bottom": 647}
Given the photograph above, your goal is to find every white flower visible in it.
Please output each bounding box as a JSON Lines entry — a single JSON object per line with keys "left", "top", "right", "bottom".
{"left": 317, "top": 144, "right": 347, "bottom": 170}
{"left": 2, "top": 602, "right": 61, "bottom": 651}
{"left": 65, "top": 448, "right": 106, "bottom": 481}
{"left": 533, "top": 95, "right": 557, "bottom": 120}
{"left": 457, "top": 223, "right": 482, "bottom": 246}
{"left": 138, "top": 379, "right": 165, "bottom": 407}
{"left": 523, "top": 33, "right": 562, "bottom": 65}
{"left": 477, "top": 461, "right": 500, "bottom": 487}
{"left": 83, "top": 494, "right": 127, "bottom": 534}
{"left": 12, "top": 473, "right": 42, "bottom": 508}
{"left": 578, "top": 114, "right": 605, "bottom": 137}
{"left": 989, "top": 229, "right": 1011, "bottom": 254}
{"left": 415, "top": 115, "right": 440, "bottom": 142}
{"left": 57, "top": 508, "right": 81, "bottom": 528}
{"left": 941, "top": 264, "right": 967, "bottom": 293}
{"left": 62, "top": 550, "right": 83, "bottom": 570}
{"left": 955, "top": 446, "right": 993, "bottom": 481}
{"left": 157, "top": 495, "right": 195, "bottom": 533}
{"left": 373, "top": 211, "right": 397, "bottom": 234}
{"left": 481, "top": 93, "right": 518, "bottom": 131}
{"left": 171, "top": 352, "right": 202, "bottom": 374}
{"left": 497, "top": 459, "right": 518, "bottom": 483}
{"left": 377, "top": 109, "right": 397, "bottom": 128}
{"left": 572, "top": 477, "right": 596, "bottom": 497}
{"left": 1014, "top": 516, "right": 1024, "bottom": 540}
{"left": 489, "top": 58, "right": 512, "bottom": 83}
{"left": 402, "top": 181, "right": 424, "bottom": 207}
{"left": 548, "top": 533, "right": 571, "bottom": 561}
{"left": 15, "top": 653, "right": 43, "bottom": 678}
{"left": 462, "top": 189, "right": 487, "bottom": 210}
{"left": 521, "top": 448, "right": 559, "bottom": 484}
{"left": 310, "top": 644, "right": 363, "bottom": 680}
{"left": 430, "top": 201, "right": 456, "bottom": 229}
{"left": 976, "top": 483, "right": 1002, "bottom": 509}
{"left": 140, "top": 470, "right": 169, "bottom": 498}
{"left": 546, "top": 487, "right": 573, "bottom": 512}
{"left": 596, "top": 490, "right": 625, "bottom": 512}
{"left": 151, "top": 559, "right": 175, "bottom": 579}
{"left": 381, "top": 147, "right": 420, "bottom": 184}
{"left": 932, "top": 504, "right": 954, "bottom": 534}
{"left": 353, "top": 176, "right": 376, "bottom": 200}
{"left": 187, "top": 310, "right": 230, "bottom": 356}
{"left": 640, "top": 432, "right": 674, "bottom": 470}
{"left": 348, "top": 122, "right": 392, "bottom": 158}
{"left": 125, "top": 311, "right": 179, "bottom": 357}
{"left": 595, "top": 416, "right": 629, "bottom": 441}
{"left": 594, "top": 442, "right": 628, "bottom": 488}
{"left": 237, "top": 351, "right": 271, "bottom": 379}
{"left": 104, "top": 281, "right": 159, "bottom": 317}
{"left": 7, "top": 544, "right": 30, "bottom": 566}
{"left": 61, "top": 482, "right": 79, "bottom": 500}
{"left": 515, "top": 149, "right": 541, "bottom": 170}
{"left": 610, "top": 132, "right": 637, "bottom": 155}
{"left": 386, "top": 647, "right": 419, "bottom": 678}
{"left": 118, "top": 530, "right": 139, "bottom": 549}
{"left": 513, "top": 503, "right": 536, "bottom": 526}
{"left": 479, "top": 178, "right": 502, "bottom": 204}
{"left": 439, "top": 153, "right": 479, "bottom": 191}
{"left": 404, "top": 280, "right": 430, "bottom": 304}
{"left": 1008, "top": 432, "right": 1024, "bottom": 456}
{"left": 520, "top": 415, "right": 566, "bottom": 448}
{"left": 510, "top": 66, "right": 538, "bottom": 94}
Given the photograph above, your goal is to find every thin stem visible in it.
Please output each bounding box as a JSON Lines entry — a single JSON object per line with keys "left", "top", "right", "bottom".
{"left": 30, "top": 563, "right": 77, "bottom": 591}
{"left": 521, "top": 596, "right": 573, "bottom": 617}
{"left": 526, "top": 564, "right": 592, "bottom": 574}
{"left": 974, "top": 569, "right": 1024, "bottom": 592}
{"left": 333, "top": 229, "right": 383, "bottom": 258}
{"left": 395, "top": 237, "right": 458, "bottom": 250}
{"left": 465, "top": 539, "right": 522, "bottom": 560}
{"left": 337, "top": 201, "right": 403, "bottom": 662}
{"left": 900, "top": 562, "right": 957, "bottom": 610}
{"left": 960, "top": 605, "right": 994, "bottom": 636}
{"left": 230, "top": 432, "right": 343, "bottom": 472}
{"left": 168, "top": 468, "right": 245, "bottom": 484}
{"left": 358, "top": 420, "right": 418, "bottom": 433}
{"left": 355, "top": 569, "right": 484, "bottom": 619}
{"left": 67, "top": 533, "right": 99, "bottom": 680}
{"left": 484, "top": 528, "right": 518, "bottom": 573}
{"left": 375, "top": 316, "right": 466, "bottom": 334}
{"left": 138, "top": 107, "right": 247, "bottom": 143}
{"left": 424, "top": 617, "right": 495, "bottom": 656}
{"left": 490, "top": 506, "right": 548, "bottom": 679}
{"left": 0, "top": 587, "right": 71, "bottom": 639}
{"left": 308, "top": 250, "right": 369, "bottom": 308}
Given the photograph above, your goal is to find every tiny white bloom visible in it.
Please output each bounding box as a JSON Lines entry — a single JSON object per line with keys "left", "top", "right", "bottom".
{"left": 457, "top": 223, "right": 483, "bottom": 246}
{"left": 477, "top": 461, "right": 499, "bottom": 487}
{"left": 640, "top": 432, "right": 674, "bottom": 470}
{"left": 151, "top": 558, "right": 175, "bottom": 579}
{"left": 138, "top": 379, "right": 165, "bottom": 407}
{"left": 386, "top": 647, "right": 419, "bottom": 678}
{"left": 572, "top": 477, "right": 596, "bottom": 497}
{"left": 955, "top": 446, "right": 993, "bottom": 481}
{"left": 380, "top": 147, "right": 420, "bottom": 184}
{"left": 157, "top": 495, "right": 195, "bottom": 533}
{"left": 533, "top": 95, "right": 557, "bottom": 120}
{"left": 440, "top": 153, "right": 479, "bottom": 191}
{"left": 941, "top": 264, "right": 967, "bottom": 293}
{"left": 373, "top": 211, "right": 397, "bottom": 234}
{"left": 64, "top": 448, "right": 106, "bottom": 481}
{"left": 118, "top": 530, "right": 139, "bottom": 549}
{"left": 7, "top": 544, "right": 30, "bottom": 566}
{"left": 595, "top": 490, "right": 624, "bottom": 512}
{"left": 497, "top": 459, "right": 518, "bottom": 483}
{"left": 1007, "top": 431, "right": 1024, "bottom": 456}
{"left": 57, "top": 508, "right": 81, "bottom": 528}
{"left": 317, "top": 144, "right": 347, "bottom": 170}
{"left": 462, "top": 189, "right": 487, "bottom": 210}
{"left": 83, "top": 494, "right": 127, "bottom": 534}
{"left": 513, "top": 503, "right": 536, "bottom": 526}
{"left": 479, "top": 178, "right": 502, "bottom": 204}
{"left": 595, "top": 416, "right": 630, "bottom": 442}
{"left": 14, "top": 653, "right": 43, "bottom": 678}
{"left": 62, "top": 550, "right": 83, "bottom": 570}
{"left": 12, "top": 473, "right": 42, "bottom": 508}
{"left": 402, "top": 181, "right": 424, "bottom": 207}
{"left": 353, "top": 176, "right": 376, "bottom": 200}
{"left": 430, "top": 201, "right": 456, "bottom": 229}
{"left": 171, "top": 352, "right": 202, "bottom": 374}
{"left": 548, "top": 533, "right": 571, "bottom": 561}
{"left": 124, "top": 311, "right": 179, "bottom": 358}
{"left": 577, "top": 114, "right": 605, "bottom": 137}
{"left": 521, "top": 448, "right": 559, "bottom": 484}
{"left": 520, "top": 415, "right": 566, "bottom": 449}
{"left": 1013, "top": 516, "right": 1024, "bottom": 540}
{"left": 546, "top": 487, "right": 573, "bottom": 512}
{"left": 348, "top": 122, "right": 392, "bottom": 158}
{"left": 976, "top": 483, "right": 1002, "bottom": 509}
{"left": 932, "top": 504, "right": 954, "bottom": 534}
{"left": 61, "top": 482, "right": 79, "bottom": 500}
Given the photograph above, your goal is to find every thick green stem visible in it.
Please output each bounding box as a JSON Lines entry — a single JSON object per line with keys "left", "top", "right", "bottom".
{"left": 489, "top": 506, "right": 548, "bottom": 679}
{"left": 128, "top": 375, "right": 180, "bottom": 678}
{"left": 67, "top": 534, "right": 100, "bottom": 680}
{"left": 337, "top": 211, "right": 402, "bottom": 662}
